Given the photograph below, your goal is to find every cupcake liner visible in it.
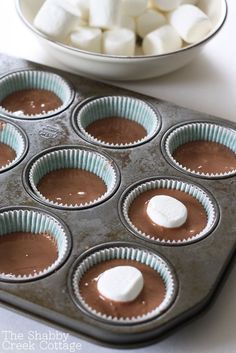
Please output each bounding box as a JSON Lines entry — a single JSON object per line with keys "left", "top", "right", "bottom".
{"left": 71, "top": 245, "right": 176, "bottom": 323}
{"left": 0, "top": 70, "right": 74, "bottom": 119}
{"left": 120, "top": 178, "right": 218, "bottom": 245}
{"left": 0, "top": 208, "right": 70, "bottom": 281}
{"left": 163, "top": 122, "right": 236, "bottom": 178}
{"left": 27, "top": 147, "right": 119, "bottom": 209}
{"left": 73, "top": 96, "right": 161, "bottom": 148}
{"left": 0, "top": 118, "right": 28, "bottom": 172}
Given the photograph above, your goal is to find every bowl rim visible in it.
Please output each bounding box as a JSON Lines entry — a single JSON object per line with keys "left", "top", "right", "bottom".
{"left": 16, "top": 0, "right": 228, "bottom": 61}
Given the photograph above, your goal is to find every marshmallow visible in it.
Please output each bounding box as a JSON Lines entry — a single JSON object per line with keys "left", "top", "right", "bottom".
{"left": 136, "top": 9, "right": 166, "bottom": 38}
{"left": 181, "top": 0, "right": 198, "bottom": 4}
{"left": 169, "top": 5, "right": 212, "bottom": 43}
{"left": 147, "top": 195, "right": 188, "bottom": 228}
{"left": 34, "top": 0, "right": 77, "bottom": 39}
{"left": 103, "top": 28, "right": 135, "bottom": 56}
{"left": 143, "top": 25, "right": 182, "bottom": 55}
{"left": 72, "top": 0, "right": 89, "bottom": 20}
{"left": 70, "top": 27, "right": 102, "bottom": 53}
{"left": 122, "top": 0, "right": 148, "bottom": 17}
{"left": 153, "top": 0, "right": 181, "bottom": 12}
{"left": 56, "top": 0, "right": 89, "bottom": 19}
{"left": 90, "top": 0, "right": 122, "bottom": 29}
{"left": 97, "top": 266, "right": 144, "bottom": 302}
{"left": 120, "top": 16, "right": 136, "bottom": 32}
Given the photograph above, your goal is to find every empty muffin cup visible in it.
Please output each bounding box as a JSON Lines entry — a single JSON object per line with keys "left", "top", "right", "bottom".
{"left": 25, "top": 146, "right": 120, "bottom": 209}
{"left": 72, "top": 96, "right": 161, "bottom": 148}
{"left": 0, "top": 70, "right": 74, "bottom": 119}
{"left": 70, "top": 243, "right": 176, "bottom": 324}
{"left": 0, "top": 118, "right": 28, "bottom": 172}
{"left": 162, "top": 122, "right": 236, "bottom": 178}
{"left": 120, "top": 178, "right": 218, "bottom": 245}
{"left": 0, "top": 207, "right": 70, "bottom": 281}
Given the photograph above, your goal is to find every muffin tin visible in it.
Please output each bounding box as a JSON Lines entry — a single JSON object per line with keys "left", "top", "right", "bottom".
{"left": 0, "top": 53, "right": 235, "bottom": 348}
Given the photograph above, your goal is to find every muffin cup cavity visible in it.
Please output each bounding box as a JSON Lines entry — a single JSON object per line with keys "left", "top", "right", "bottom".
{"left": 120, "top": 178, "right": 219, "bottom": 245}
{"left": 70, "top": 244, "right": 176, "bottom": 324}
{"left": 25, "top": 146, "right": 120, "bottom": 209}
{"left": 72, "top": 96, "right": 161, "bottom": 148}
{"left": 0, "top": 118, "right": 28, "bottom": 172}
{"left": 0, "top": 70, "right": 74, "bottom": 119}
{"left": 163, "top": 122, "right": 236, "bottom": 178}
{"left": 0, "top": 208, "right": 71, "bottom": 282}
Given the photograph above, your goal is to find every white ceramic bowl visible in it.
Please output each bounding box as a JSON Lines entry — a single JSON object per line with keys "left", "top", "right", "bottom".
{"left": 16, "top": 0, "right": 227, "bottom": 81}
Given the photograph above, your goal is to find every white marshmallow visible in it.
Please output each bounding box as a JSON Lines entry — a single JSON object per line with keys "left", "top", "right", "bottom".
{"left": 143, "top": 25, "right": 182, "bottom": 55}
{"left": 120, "top": 16, "right": 136, "bottom": 32}
{"left": 103, "top": 28, "right": 135, "bottom": 56}
{"left": 181, "top": 0, "right": 198, "bottom": 4}
{"left": 72, "top": 0, "right": 89, "bottom": 19}
{"left": 97, "top": 266, "right": 144, "bottom": 302}
{"left": 169, "top": 5, "right": 212, "bottom": 43}
{"left": 122, "top": 0, "right": 148, "bottom": 17}
{"left": 70, "top": 27, "right": 102, "bottom": 53}
{"left": 136, "top": 9, "right": 166, "bottom": 38}
{"left": 34, "top": 0, "right": 77, "bottom": 39}
{"left": 147, "top": 195, "right": 188, "bottom": 228}
{"left": 153, "top": 0, "right": 181, "bottom": 12}
{"left": 90, "top": 0, "right": 122, "bottom": 29}
{"left": 56, "top": 0, "right": 89, "bottom": 19}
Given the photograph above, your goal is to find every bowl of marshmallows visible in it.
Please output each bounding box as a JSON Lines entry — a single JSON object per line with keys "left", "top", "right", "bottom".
{"left": 17, "top": 0, "right": 227, "bottom": 80}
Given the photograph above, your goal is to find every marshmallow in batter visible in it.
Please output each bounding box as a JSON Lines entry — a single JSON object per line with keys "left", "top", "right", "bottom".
{"left": 147, "top": 195, "right": 188, "bottom": 228}
{"left": 143, "top": 25, "right": 182, "bottom": 55}
{"left": 103, "top": 28, "right": 135, "bottom": 56}
{"left": 169, "top": 4, "right": 212, "bottom": 43}
{"left": 97, "top": 266, "right": 144, "bottom": 302}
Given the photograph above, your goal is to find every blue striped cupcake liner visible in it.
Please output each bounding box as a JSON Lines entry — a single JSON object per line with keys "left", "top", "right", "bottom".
{"left": 164, "top": 122, "right": 236, "bottom": 178}
{"left": 71, "top": 245, "right": 176, "bottom": 323}
{"left": 121, "top": 178, "right": 218, "bottom": 245}
{"left": 0, "top": 118, "right": 27, "bottom": 172}
{"left": 0, "top": 70, "right": 74, "bottom": 119}
{"left": 75, "top": 96, "right": 160, "bottom": 148}
{"left": 28, "top": 147, "right": 119, "bottom": 209}
{"left": 0, "top": 208, "right": 69, "bottom": 281}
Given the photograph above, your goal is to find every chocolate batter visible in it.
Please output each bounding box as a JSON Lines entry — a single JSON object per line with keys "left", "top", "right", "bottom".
{"left": 1, "top": 89, "right": 62, "bottom": 115}
{"left": 0, "top": 142, "right": 16, "bottom": 168}
{"left": 173, "top": 141, "right": 236, "bottom": 174}
{"left": 129, "top": 189, "right": 207, "bottom": 242}
{"left": 79, "top": 259, "right": 166, "bottom": 318}
{"left": 0, "top": 232, "right": 58, "bottom": 276}
{"left": 86, "top": 117, "right": 147, "bottom": 144}
{"left": 37, "top": 169, "right": 107, "bottom": 205}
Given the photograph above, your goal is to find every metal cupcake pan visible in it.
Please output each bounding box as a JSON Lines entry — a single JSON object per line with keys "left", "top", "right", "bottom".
{"left": 0, "top": 53, "right": 235, "bottom": 348}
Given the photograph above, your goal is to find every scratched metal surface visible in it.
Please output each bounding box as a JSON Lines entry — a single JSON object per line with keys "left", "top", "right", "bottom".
{"left": 0, "top": 53, "right": 235, "bottom": 348}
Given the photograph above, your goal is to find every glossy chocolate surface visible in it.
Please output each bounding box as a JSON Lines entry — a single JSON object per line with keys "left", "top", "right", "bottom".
{"left": 173, "top": 141, "right": 236, "bottom": 174}
{"left": 0, "top": 232, "right": 58, "bottom": 276}
{"left": 129, "top": 188, "right": 207, "bottom": 241}
{"left": 86, "top": 117, "right": 147, "bottom": 144}
{"left": 37, "top": 169, "right": 107, "bottom": 205}
{"left": 1, "top": 89, "right": 62, "bottom": 115}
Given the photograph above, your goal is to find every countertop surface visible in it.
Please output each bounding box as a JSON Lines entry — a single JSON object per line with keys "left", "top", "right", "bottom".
{"left": 0, "top": 1, "right": 236, "bottom": 352}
